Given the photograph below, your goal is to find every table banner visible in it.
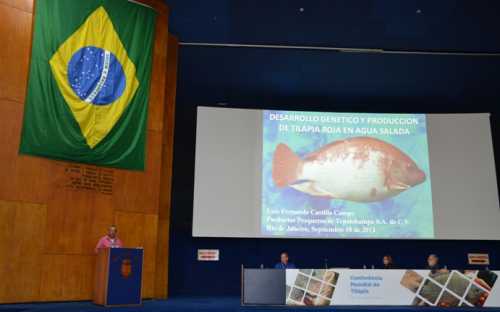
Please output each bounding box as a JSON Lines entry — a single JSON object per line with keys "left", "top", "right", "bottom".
{"left": 285, "top": 269, "right": 499, "bottom": 307}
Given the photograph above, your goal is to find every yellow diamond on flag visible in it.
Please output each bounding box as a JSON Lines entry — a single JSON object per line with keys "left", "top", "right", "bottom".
{"left": 49, "top": 6, "right": 139, "bottom": 148}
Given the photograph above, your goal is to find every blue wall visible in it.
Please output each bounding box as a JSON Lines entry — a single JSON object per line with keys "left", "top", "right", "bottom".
{"left": 165, "top": 0, "right": 500, "bottom": 297}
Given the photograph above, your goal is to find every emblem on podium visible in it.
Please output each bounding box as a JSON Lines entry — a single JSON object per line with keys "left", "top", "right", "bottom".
{"left": 121, "top": 258, "right": 132, "bottom": 278}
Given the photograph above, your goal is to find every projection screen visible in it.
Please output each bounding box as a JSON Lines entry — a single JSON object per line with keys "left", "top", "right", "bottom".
{"left": 193, "top": 106, "right": 500, "bottom": 240}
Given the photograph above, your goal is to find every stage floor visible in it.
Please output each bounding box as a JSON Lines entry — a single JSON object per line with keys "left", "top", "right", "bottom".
{"left": 1, "top": 297, "right": 499, "bottom": 312}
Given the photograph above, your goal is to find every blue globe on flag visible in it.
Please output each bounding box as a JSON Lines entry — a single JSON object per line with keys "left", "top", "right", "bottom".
{"left": 67, "top": 46, "right": 126, "bottom": 106}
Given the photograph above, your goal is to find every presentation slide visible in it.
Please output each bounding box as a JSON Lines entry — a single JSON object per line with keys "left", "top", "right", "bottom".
{"left": 192, "top": 107, "right": 500, "bottom": 240}
{"left": 261, "top": 111, "right": 433, "bottom": 238}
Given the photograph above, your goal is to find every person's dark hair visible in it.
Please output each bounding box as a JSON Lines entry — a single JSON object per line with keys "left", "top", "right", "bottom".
{"left": 280, "top": 251, "right": 289, "bottom": 257}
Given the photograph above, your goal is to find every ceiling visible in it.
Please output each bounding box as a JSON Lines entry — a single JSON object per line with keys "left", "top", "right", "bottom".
{"left": 165, "top": 0, "right": 500, "bottom": 52}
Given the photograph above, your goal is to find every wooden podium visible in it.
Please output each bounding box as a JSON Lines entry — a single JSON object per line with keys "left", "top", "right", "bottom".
{"left": 93, "top": 247, "right": 144, "bottom": 306}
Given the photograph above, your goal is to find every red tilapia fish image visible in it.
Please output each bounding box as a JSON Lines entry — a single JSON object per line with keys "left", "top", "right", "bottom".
{"left": 272, "top": 137, "right": 426, "bottom": 202}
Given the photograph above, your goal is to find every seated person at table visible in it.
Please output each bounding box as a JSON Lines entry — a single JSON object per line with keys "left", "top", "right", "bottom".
{"left": 274, "top": 251, "right": 296, "bottom": 269}
{"left": 426, "top": 254, "right": 446, "bottom": 274}
{"left": 382, "top": 255, "right": 396, "bottom": 269}
{"left": 95, "top": 225, "right": 123, "bottom": 253}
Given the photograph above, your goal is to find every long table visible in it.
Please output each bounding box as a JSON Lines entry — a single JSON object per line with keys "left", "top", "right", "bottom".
{"left": 242, "top": 268, "right": 500, "bottom": 308}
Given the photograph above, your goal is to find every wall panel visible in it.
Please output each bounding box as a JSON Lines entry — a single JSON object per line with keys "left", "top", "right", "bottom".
{"left": 0, "top": 0, "right": 33, "bottom": 13}
{"left": 0, "top": 100, "right": 50, "bottom": 204}
{"left": 45, "top": 191, "right": 94, "bottom": 254}
{"left": 44, "top": 189, "right": 116, "bottom": 255}
{"left": 154, "top": 219, "right": 170, "bottom": 298}
{"left": 147, "top": 12, "right": 169, "bottom": 132}
{"left": 0, "top": 200, "right": 46, "bottom": 302}
{"left": 39, "top": 255, "right": 66, "bottom": 300}
{"left": 39, "top": 255, "right": 94, "bottom": 301}
{"left": 85, "top": 195, "right": 116, "bottom": 253}
{"left": 112, "top": 131, "right": 162, "bottom": 215}
{"left": 0, "top": 2, "right": 32, "bottom": 103}
{"left": 154, "top": 34, "right": 178, "bottom": 298}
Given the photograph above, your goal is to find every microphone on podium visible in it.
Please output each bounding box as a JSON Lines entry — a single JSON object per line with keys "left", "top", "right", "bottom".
{"left": 324, "top": 258, "right": 328, "bottom": 269}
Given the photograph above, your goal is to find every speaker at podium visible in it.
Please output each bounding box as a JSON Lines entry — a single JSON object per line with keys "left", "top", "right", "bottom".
{"left": 93, "top": 247, "right": 144, "bottom": 307}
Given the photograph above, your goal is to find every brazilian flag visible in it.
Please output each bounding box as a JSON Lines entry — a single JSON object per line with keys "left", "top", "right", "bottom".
{"left": 19, "top": 0, "right": 156, "bottom": 170}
